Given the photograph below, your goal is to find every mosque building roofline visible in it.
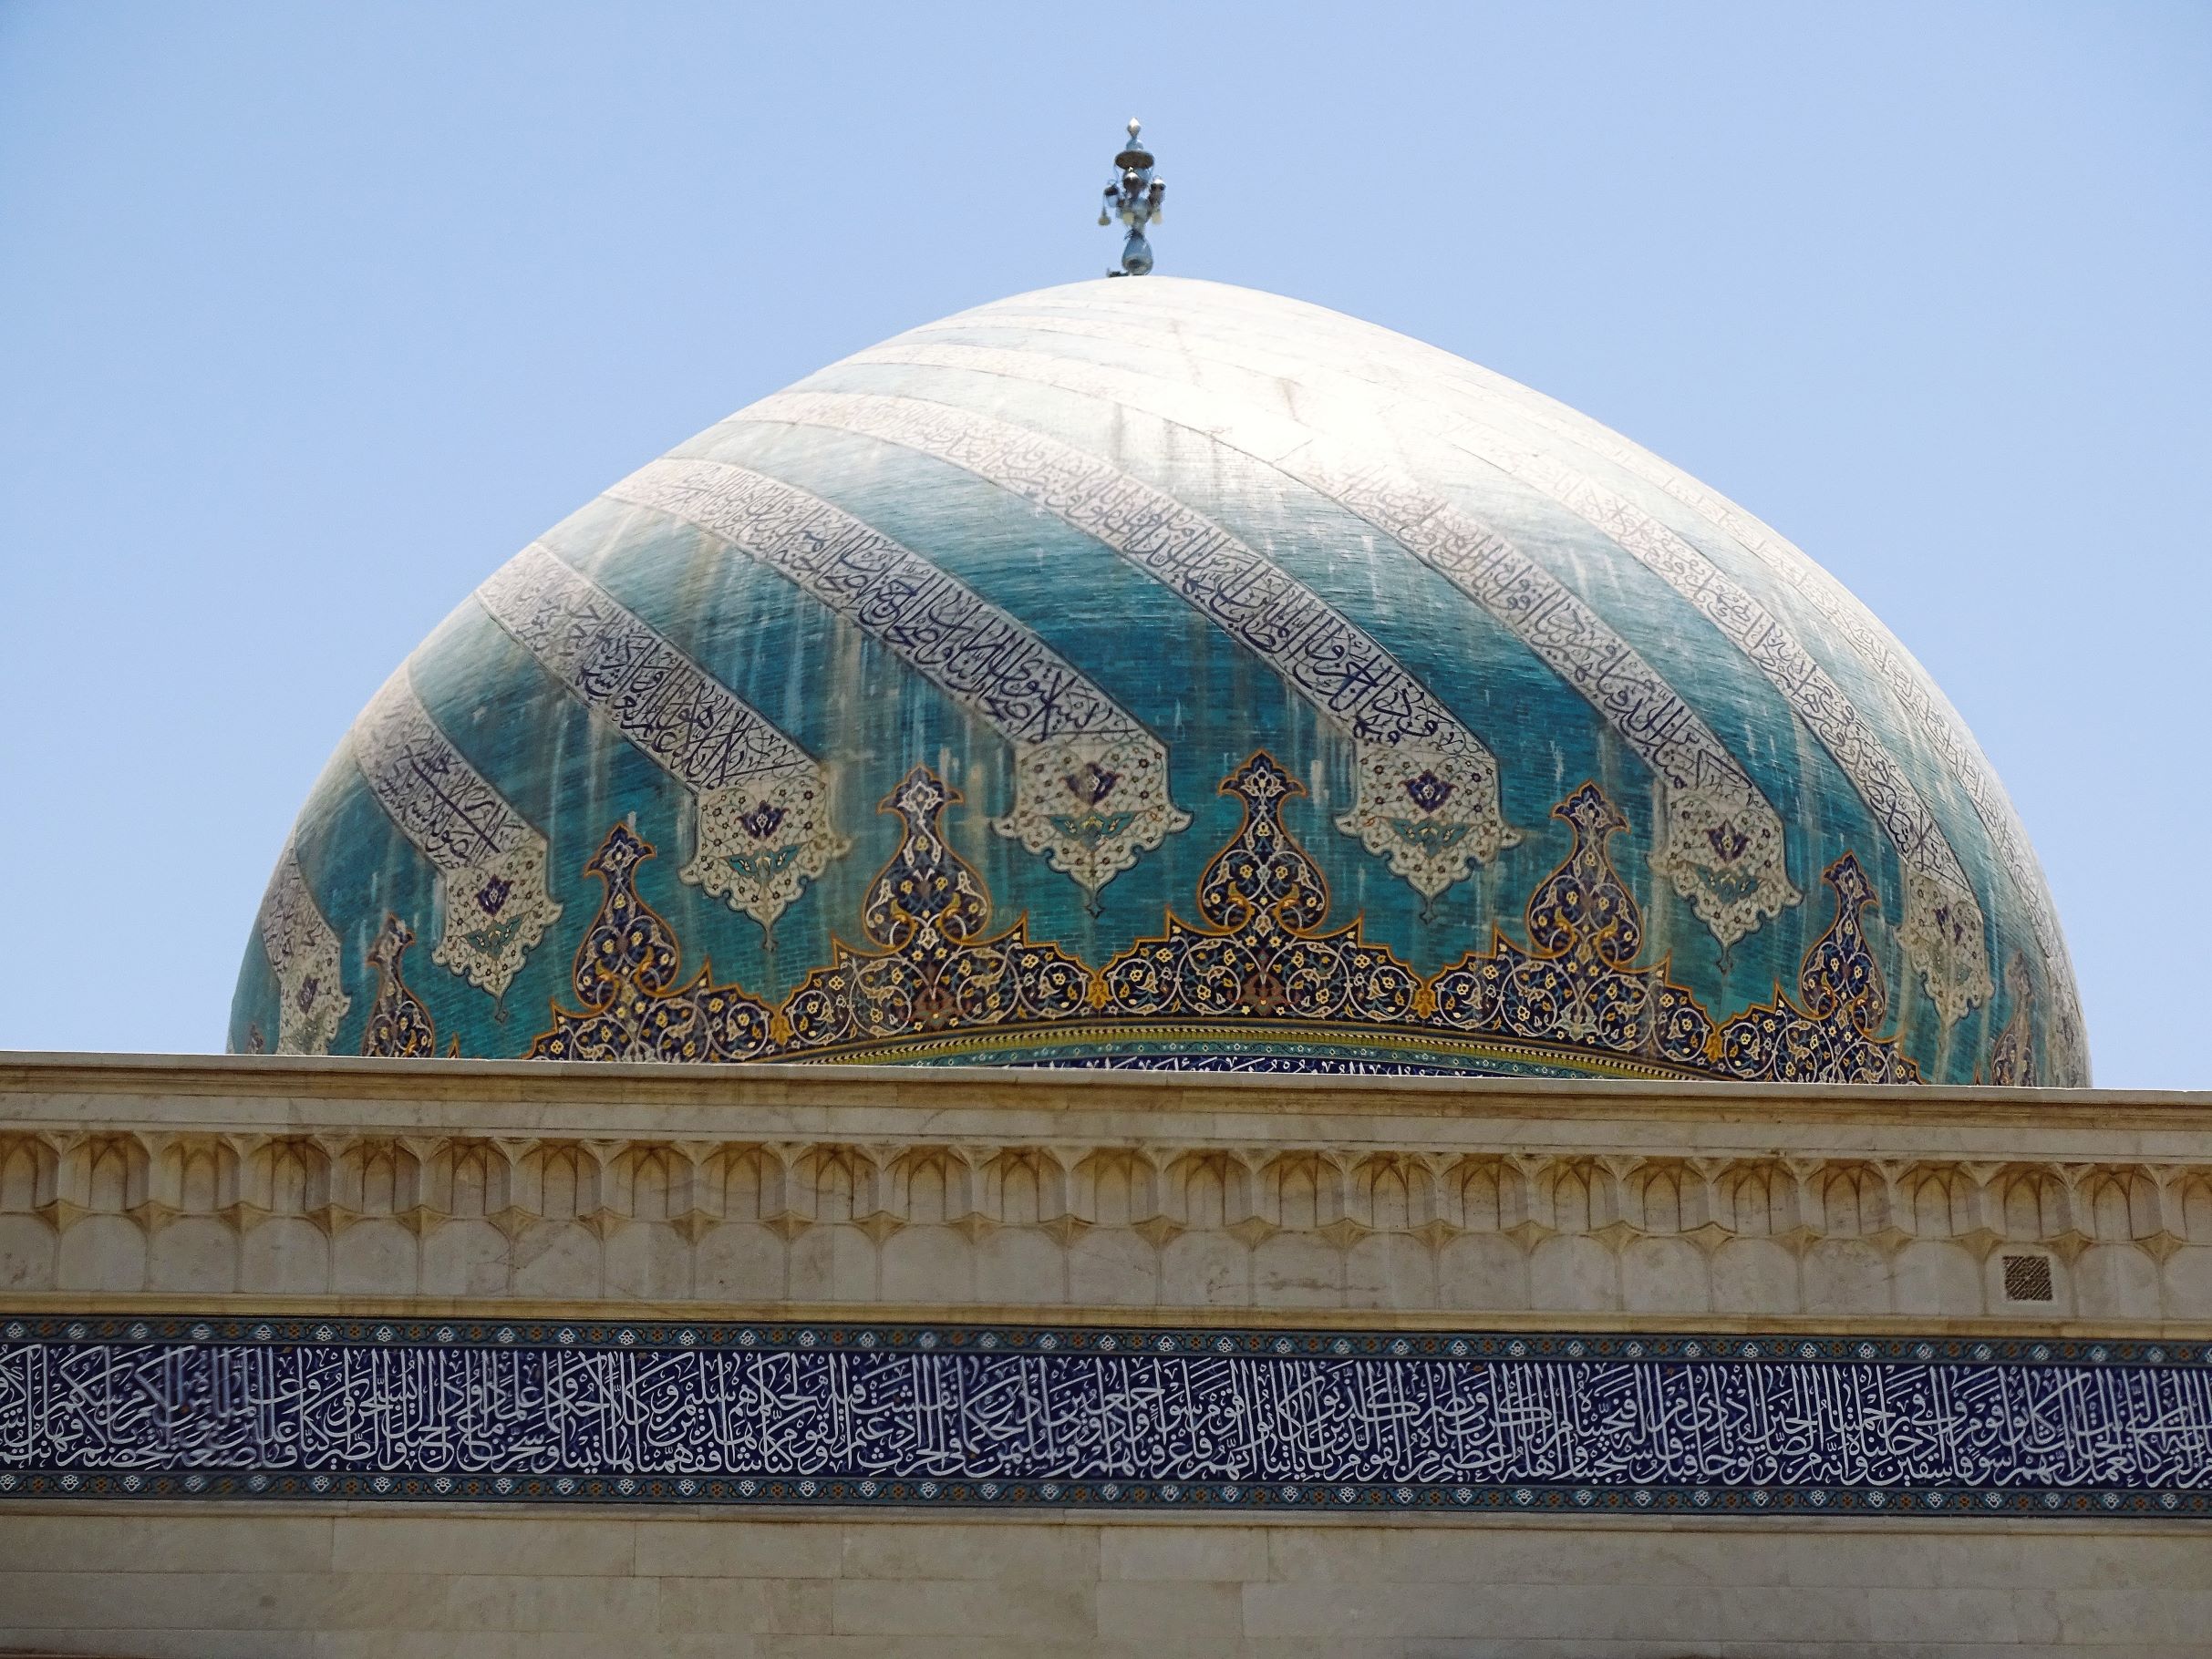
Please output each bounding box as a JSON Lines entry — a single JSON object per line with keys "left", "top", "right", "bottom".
{"left": 0, "top": 1050, "right": 2197, "bottom": 1127}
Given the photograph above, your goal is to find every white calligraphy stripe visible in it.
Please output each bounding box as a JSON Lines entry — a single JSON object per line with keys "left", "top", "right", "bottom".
{"left": 932, "top": 305, "right": 2000, "bottom": 1025}
{"left": 475, "top": 543, "right": 845, "bottom": 930}
{"left": 348, "top": 665, "right": 563, "bottom": 998}
{"left": 734, "top": 390, "right": 1519, "bottom": 899}
{"left": 1410, "top": 349, "right": 2080, "bottom": 1066}
{"left": 847, "top": 337, "right": 1801, "bottom": 950}
{"left": 599, "top": 461, "right": 1187, "bottom": 898}
{"left": 254, "top": 838, "right": 347, "bottom": 1055}
{"left": 982, "top": 289, "right": 2071, "bottom": 1054}
{"left": 1463, "top": 436, "right": 1993, "bottom": 1023}
{"left": 6, "top": 1338, "right": 2207, "bottom": 1493}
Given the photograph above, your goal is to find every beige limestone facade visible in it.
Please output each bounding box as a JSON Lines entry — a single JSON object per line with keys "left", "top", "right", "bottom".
{"left": 1, "top": 1055, "right": 2207, "bottom": 1655}
{"left": 1, "top": 1508, "right": 2207, "bottom": 1658}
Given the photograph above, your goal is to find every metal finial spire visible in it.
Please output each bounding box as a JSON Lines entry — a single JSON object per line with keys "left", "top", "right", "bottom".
{"left": 1096, "top": 117, "right": 1163, "bottom": 276}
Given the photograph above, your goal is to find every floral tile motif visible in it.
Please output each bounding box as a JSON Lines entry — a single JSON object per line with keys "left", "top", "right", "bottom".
{"left": 256, "top": 838, "right": 348, "bottom": 1056}
{"left": 1431, "top": 781, "right": 1715, "bottom": 1069}
{"left": 1985, "top": 953, "right": 2037, "bottom": 1088}
{"left": 862, "top": 332, "right": 1799, "bottom": 950}
{"left": 604, "top": 459, "right": 1188, "bottom": 902}
{"left": 347, "top": 665, "right": 562, "bottom": 1000}
{"left": 1712, "top": 853, "right": 1923, "bottom": 1085}
{"left": 526, "top": 824, "right": 772, "bottom": 1064}
{"left": 360, "top": 913, "right": 436, "bottom": 1059}
{"left": 477, "top": 543, "right": 846, "bottom": 933}
{"left": 778, "top": 767, "right": 1092, "bottom": 1054}
{"left": 1096, "top": 752, "right": 1424, "bottom": 1025}
{"left": 501, "top": 756, "right": 1923, "bottom": 1083}
{"left": 743, "top": 390, "right": 1516, "bottom": 900}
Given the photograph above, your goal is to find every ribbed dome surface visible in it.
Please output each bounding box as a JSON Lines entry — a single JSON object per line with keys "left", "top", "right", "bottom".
{"left": 231, "top": 278, "right": 2085, "bottom": 1085}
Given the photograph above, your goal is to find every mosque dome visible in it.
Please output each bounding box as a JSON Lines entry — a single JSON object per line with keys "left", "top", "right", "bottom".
{"left": 231, "top": 277, "right": 2086, "bottom": 1086}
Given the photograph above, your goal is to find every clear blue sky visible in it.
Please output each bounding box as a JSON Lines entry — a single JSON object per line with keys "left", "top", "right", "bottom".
{"left": 2, "top": 3, "right": 2206, "bottom": 1084}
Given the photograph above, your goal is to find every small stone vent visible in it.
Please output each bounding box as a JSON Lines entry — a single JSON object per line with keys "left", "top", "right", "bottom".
{"left": 2002, "top": 1252, "right": 2054, "bottom": 1303}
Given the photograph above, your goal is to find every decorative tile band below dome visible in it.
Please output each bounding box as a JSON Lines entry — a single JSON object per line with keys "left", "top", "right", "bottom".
{"left": 259, "top": 749, "right": 2031, "bottom": 1087}
{"left": 2, "top": 1315, "right": 2202, "bottom": 1517}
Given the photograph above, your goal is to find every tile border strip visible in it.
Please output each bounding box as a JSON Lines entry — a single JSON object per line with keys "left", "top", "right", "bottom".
{"left": 3, "top": 1314, "right": 2204, "bottom": 1520}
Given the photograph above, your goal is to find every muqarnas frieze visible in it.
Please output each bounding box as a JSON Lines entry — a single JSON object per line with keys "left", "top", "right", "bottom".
{"left": 4, "top": 1130, "right": 2208, "bottom": 1324}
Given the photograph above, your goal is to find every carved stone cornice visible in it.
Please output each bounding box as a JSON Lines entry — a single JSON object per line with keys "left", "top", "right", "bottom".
{"left": 2, "top": 1061, "right": 2209, "bottom": 1337}
{"left": 2, "top": 1121, "right": 2205, "bottom": 1266}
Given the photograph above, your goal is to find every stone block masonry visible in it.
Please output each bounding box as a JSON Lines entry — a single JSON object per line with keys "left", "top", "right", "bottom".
{"left": 0, "top": 1509, "right": 2207, "bottom": 1656}
{"left": 2, "top": 1056, "right": 2208, "bottom": 1654}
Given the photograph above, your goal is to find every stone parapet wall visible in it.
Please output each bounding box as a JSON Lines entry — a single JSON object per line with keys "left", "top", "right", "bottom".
{"left": 0, "top": 1507, "right": 2204, "bottom": 1658}
{"left": 2, "top": 1056, "right": 2209, "bottom": 1326}
{"left": 5, "top": 1057, "right": 2210, "bottom": 1657}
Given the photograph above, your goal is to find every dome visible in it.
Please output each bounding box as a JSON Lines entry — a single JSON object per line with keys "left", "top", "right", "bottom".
{"left": 231, "top": 277, "right": 2087, "bottom": 1086}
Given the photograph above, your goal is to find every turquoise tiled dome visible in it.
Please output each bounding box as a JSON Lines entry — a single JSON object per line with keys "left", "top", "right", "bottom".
{"left": 232, "top": 278, "right": 2086, "bottom": 1085}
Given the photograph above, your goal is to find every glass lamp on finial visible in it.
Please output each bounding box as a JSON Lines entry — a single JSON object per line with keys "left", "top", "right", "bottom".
{"left": 1097, "top": 118, "right": 1163, "bottom": 276}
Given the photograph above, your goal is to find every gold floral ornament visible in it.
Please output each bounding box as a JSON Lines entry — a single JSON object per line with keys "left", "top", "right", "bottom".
{"left": 1431, "top": 782, "right": 1715, "bottom": 1069}
{"left": 1099, "top": 752, "right": 1424, "bottom": 1025}
{"left": 1711, "top": 852, "right": 1921, "bottom": 1084}
{"left": 780, "top": 767, "right": 1093, "bottom": 1055}
{"left": 360, "top": 913, "right": 437, "bottom": 1059}
{"left": 1984, "top": 953, "right": 2036, "bottom": 1087}
{"left": 528, "top": 823, "right": 772, "bottom": 1063}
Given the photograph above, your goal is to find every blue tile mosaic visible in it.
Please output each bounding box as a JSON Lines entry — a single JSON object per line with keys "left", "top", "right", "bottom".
{"left": 4, "top": 1316, "right": 2202, "bottom": 1518}
{"left": 232, "top": 278, "right": 2091, "bottom": 1087}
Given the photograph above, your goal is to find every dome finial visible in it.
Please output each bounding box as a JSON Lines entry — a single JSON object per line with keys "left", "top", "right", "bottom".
{"left": 1097, "top": 117, "right": 1163, "bottom": 276}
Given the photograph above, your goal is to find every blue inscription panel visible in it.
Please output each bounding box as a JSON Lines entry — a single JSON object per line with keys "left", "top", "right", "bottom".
{"left": 3, "top": 1317, "right": 2206, "bottom": 1517}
